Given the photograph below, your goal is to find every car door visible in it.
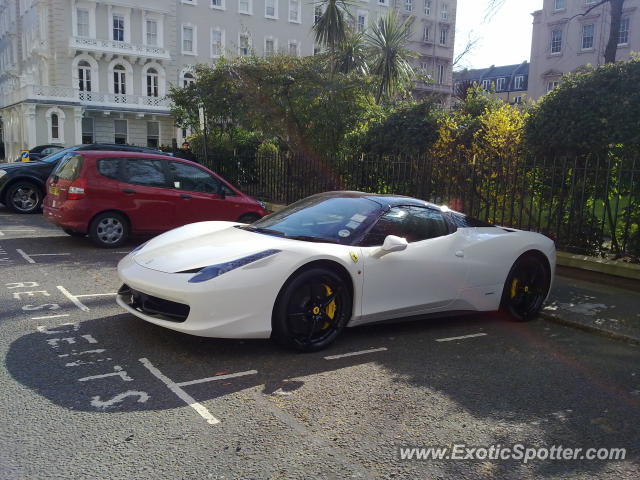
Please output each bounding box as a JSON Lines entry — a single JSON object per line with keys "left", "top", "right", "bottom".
{"left": 166, "top": 160, "right": 243, "bottom": 225}
{"left": 117, "top": 157, "right": 176, "bottom": 232}
{"left": 358, "top": 206, "right": 470, "bottom": 322}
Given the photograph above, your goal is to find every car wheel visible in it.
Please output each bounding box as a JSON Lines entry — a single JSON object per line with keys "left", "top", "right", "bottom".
{"left": 63, "top": 228, "right": 85, "bottom": 238}
{"left": 500, "top": 254, "right": 550, "bottom": 322}
{"left": 237, "top": 213, "right": 262, "bottom": 224}
{"left": 89, "top": 212, "right": 129, "bottom": 248}
{"left": 272, "top": 267, "right": 351, "bottom": 352}
{"left": 6, "top": 181, "right": 42, "bottom": 214}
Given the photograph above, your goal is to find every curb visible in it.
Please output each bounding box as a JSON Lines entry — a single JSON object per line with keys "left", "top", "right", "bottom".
{"left": 540, "top": 312, "right": 640, "bottom": 347}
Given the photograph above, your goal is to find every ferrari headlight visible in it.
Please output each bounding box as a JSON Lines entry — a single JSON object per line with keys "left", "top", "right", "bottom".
{"left": 130, "top": 241, "right": 149, "bottom": 255}
{"left": 187, "top": 249, "right": 281, "bottom": 283}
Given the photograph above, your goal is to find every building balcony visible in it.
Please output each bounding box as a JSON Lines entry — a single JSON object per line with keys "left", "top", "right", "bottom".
{"left": 69, "top": 36, "right": 170, "bottom": 61}
{"left": 0, "top": 85, "right": 171, "bottom": 112}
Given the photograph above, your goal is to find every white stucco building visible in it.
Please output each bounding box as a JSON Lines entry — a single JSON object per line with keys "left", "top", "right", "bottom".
{"left": 0, "top": 0, "right": 457, "bottom": 161}
{"left": 529, "top": 0, "right": 639, "bottom": 100}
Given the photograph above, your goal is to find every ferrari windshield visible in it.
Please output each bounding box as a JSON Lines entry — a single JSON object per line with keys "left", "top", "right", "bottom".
{"left": 243, "top": 195, "right": 383, "bottom": 245}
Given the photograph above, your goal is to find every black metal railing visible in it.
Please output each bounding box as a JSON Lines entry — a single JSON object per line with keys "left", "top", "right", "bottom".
{"left": 193, "top": 148, "right": 640, "bottom": 259}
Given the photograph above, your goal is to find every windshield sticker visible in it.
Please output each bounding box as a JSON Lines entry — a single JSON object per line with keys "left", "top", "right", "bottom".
{"left": 345, "top": 221, "right": 360, "bottom": 229}
{"left": 338, "top": 229, "right": 351, "bottom": 238}
{"left": 351, "top": 213, "right": 367, "bottom": 223}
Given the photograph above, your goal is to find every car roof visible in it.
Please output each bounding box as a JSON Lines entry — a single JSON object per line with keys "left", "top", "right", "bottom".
{"left": 308, "top": 190, "right": 443, "bottom": 210}
{"left": 73, "top": 150, "right": 176, "bottom": 160}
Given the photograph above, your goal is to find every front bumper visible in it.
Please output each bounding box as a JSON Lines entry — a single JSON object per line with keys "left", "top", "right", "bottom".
{"left": 116, "top": 253, "right": 277, "bottom": 339}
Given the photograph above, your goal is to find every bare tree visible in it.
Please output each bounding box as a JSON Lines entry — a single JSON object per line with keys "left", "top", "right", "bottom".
{"left": 453, "top": 31, "right": 481, "bottom": 68}
{"left": 485, "top": 0, "right": 626, "bottom": 64}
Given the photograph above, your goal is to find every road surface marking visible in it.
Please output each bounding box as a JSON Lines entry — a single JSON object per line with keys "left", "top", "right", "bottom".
{"left": 16, "top": 249, "right": 35, "bottom": 264}
{"left": 57, "top": 285, "right": 89, "bottom": 312}
{"left": 75, "top": 293, "right": 117, "bottom": 298}
{"left": 324, "top": 347, "right": 388, "bottom": 360}
{"left": 28, "top": 253, "right": 71, "bottom": 257}
{"left": 140, "top": 357, "right": 220, "bottom": 425}
{"left": 31, "top": 314, "right": 70, "bottom": 320}
{"left": 176, "top": 370, "right": 258, "bottom": 387}
{"left": 435, "top": 333, "right": 487, "bottom": 342}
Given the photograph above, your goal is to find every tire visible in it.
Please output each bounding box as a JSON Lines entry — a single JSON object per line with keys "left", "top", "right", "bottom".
{"left": 5, "top": 181, "right": 43, "bottom": 214}
{"left": 499, "top": 254, "right": 551, "bottom": 322}
{"left": 88, "top": 212, "right": 129, "bottom": 248}
{"left": 237, "top": 213, "right": 262, "bottom": 224}
{"left": 272, "top": 267, "right": 352, "bottom": 352}
{"left": 63, "top": 228, "right": 85, "bottom": 238}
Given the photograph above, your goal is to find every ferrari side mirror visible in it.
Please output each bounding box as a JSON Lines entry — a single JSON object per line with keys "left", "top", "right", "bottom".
{"left": 380, "top": 235, "right": 408, "bottom": 253}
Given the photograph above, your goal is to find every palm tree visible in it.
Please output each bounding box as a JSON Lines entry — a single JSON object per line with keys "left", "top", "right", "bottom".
{"left": 334, "top": 32, "right": 369, "bottom": 75}
{"left": 312, "top": 0, "right": 353, "bottom": 57}
{"left": 366, "top": 10, "right": 416, "bottom": 103}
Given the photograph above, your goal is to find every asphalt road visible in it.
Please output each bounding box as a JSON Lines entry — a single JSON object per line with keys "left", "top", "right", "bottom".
{"left": 0, "top": 208, "right": 639, "bottom": 480}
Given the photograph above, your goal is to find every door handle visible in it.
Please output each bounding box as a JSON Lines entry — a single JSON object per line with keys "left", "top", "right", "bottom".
{"left": 455, "top": 250, "right": 464, "bottom": 258}
{"left": 122, "top": 188, "right": 136, "bottom": 194}
{"left": 180, "top": 193, "right": 192, "bottom": 199}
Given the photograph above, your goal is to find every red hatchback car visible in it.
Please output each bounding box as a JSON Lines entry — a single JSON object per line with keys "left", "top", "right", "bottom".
{"left": 43, "top": 151, "right": 268, "bottom": 248}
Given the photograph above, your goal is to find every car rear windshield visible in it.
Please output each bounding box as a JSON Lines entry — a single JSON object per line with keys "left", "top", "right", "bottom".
{"left": 54, "top": 155, "right": 83, "bottom": 181}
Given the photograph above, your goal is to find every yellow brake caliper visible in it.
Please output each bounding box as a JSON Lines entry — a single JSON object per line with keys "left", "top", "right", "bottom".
{"left": 510, "top": 278, "right": 519, "bottom": 299}
{"left": 322, "top": 284, "right": 336, "bottom": 330}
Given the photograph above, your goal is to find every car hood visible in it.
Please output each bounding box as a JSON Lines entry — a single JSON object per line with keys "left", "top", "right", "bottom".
{"left": 132, "top": 221, "right": 286, "bottom": 273}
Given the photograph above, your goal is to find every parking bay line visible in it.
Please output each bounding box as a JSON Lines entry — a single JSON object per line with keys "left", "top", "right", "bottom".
{"left": 16, "top": 249, "right": 70, "bottom": 263}
{"left": 56, "top": 286, "right": 117, "bottom": 312}
{"left": 31, "top": 314, "right": 70, "bottom": 320}
{"left": 324, "top": 347, "right": 388, "bottom": 360}
{"left": 139, "top": 357, "right": 221, "bottom": 425}
{"left": 435, "top": 333, "right": 488, "bottom": 342}
{"left": 175, "top": 370, "right": 258, "bottom": 387}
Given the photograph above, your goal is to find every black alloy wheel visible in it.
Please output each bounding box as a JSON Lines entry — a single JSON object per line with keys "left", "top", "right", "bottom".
{"left": 6, "top": 181, "right": 42, "bottom": 213}
{"left": 273, "top": 267, "right": 351, "bottom": 352}
{"left": 500, "top": 254, "right": 550, "bottom": 321}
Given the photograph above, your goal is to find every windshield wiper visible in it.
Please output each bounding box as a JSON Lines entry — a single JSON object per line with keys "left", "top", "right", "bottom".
{"left": 238, "top": 225, "right": 285, "bottom": 236}
{"left": 284, "top": 235, "right": 339, "bottom": 244}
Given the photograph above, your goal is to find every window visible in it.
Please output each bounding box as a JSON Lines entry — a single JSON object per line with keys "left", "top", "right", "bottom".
{"left": 547, "top": 80, "right": 560, "bottom": 92}
{"left": 514, "top": 75, "right": 524, "bottom": 89}
{"left": 439, "top": 27, "right": 448, "bottom": 46}
{"left": 618, "top": 17, "right": 630, "bottom": 45}
{"left": 81, "top": 117, "right": 93, "bottom": 144}
{"left": 146, "top": 20, "right": 158, "bottom": 46}
{"left": 113, "top": 14, "right": 124, "bottom": 42}
{"left": 183, "top": 72, "right": 195, "bottom": 87}
{"left": 513, "top": 96, "right": 522, "bottom": 104}
{"left": 422, "top": 25, "right": 430, "bottom": 42}
{"left": 239, "top": 0, "right": 251, "bottom": 14}
{"left": 424, "top": 0, "right": 431, "bottom": 15}
{"left": 551, "top": 29, "right": 562, "bottom": 54}
{"left": 496, "top": 77, "right": 505, "bottom": 91}
{"left": 441, "top": 2, "right": 448, "bottom": 20}
{"left": 146, "top": 68, "right": 159, "bottom": 97}
{"left": 77, "top": 8, "right": 89, "bottom": 37}
{"left": 114, "top": 119, "right": 127, "bottom": 144}
{"left": 582, "top": 23, "right": 594, "bottom": 49}
{"left": 123, "top": 159, "right": 168, "bottom": 187}
{"left": 361, "top": 207, "right": 448, "bottom": 246}
{"left": 554, "top": 0, "right": 565, "bottom": 10}
{"left": 289, "top": 0, "right": 300, "bottom": 22}
{"left": 147, "top": 121, "right": 160, "bottom": 148}
{"left": 211, "top": 0, "right": 224, "bottom": 8}
{"left": 314, "top": 4, "right": 322, "bottom": 24}
{"left": 182, "top": 25, "right": 194, "bottom": 53}
{"left": 405, "top": 0, "right": 412, "bottom": 12}
{"left": 78, "top": 60, "right": 91, "bottom": 92}
{"left": 51, "top": 114, "right": 59, "bottom": 140}
{"left": 378, "top": 0, "right": 388, "bottom": 5}
{"left": 265, "top": 0, "right": 277, "bottom": 17}
{"left": 482, "top": 79, "right": 491, "bottom": 90}
{"left": 98, "top": 158, "right": 120, "bottom": 180}
{"left": 169, "top": 161, "right": 223, "bottom": 194}
{"left": 288, "top": 40, "right": 299, "bottom": 56}
{"left": 113, "top": 64, "right": 126, "bottom": 94}
{"left": 357, "top": 13, "right": 367, "bottom": 33}
{"left": 265, "top": 38, "right": 275, "bottom": 56}
{"left": 211, "top": 29, "right": 223, "bottom": 57}
{"left": 239, "top": 34, "right": 250, "bottom": 56}
{"left": 437, "top": 64, "right": 445, "bottom": 84}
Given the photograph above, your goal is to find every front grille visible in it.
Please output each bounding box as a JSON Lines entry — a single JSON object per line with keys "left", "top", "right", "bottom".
{"left": 118, "top": 284, "right": 189, "bottom": 323}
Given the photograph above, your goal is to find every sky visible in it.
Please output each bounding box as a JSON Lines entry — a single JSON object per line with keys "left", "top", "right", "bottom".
{"left": 454, "top": 0, "right": 543, "bottom": 70}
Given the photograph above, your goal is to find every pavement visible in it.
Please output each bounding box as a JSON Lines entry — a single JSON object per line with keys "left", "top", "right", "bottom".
{"left": 0, "top": 208, "right": 639, "bottom": 479}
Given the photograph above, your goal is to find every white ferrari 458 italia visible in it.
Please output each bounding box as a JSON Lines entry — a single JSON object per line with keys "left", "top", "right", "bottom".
{"left": 116, "top": 191, "right": 556, "bottom": 351}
